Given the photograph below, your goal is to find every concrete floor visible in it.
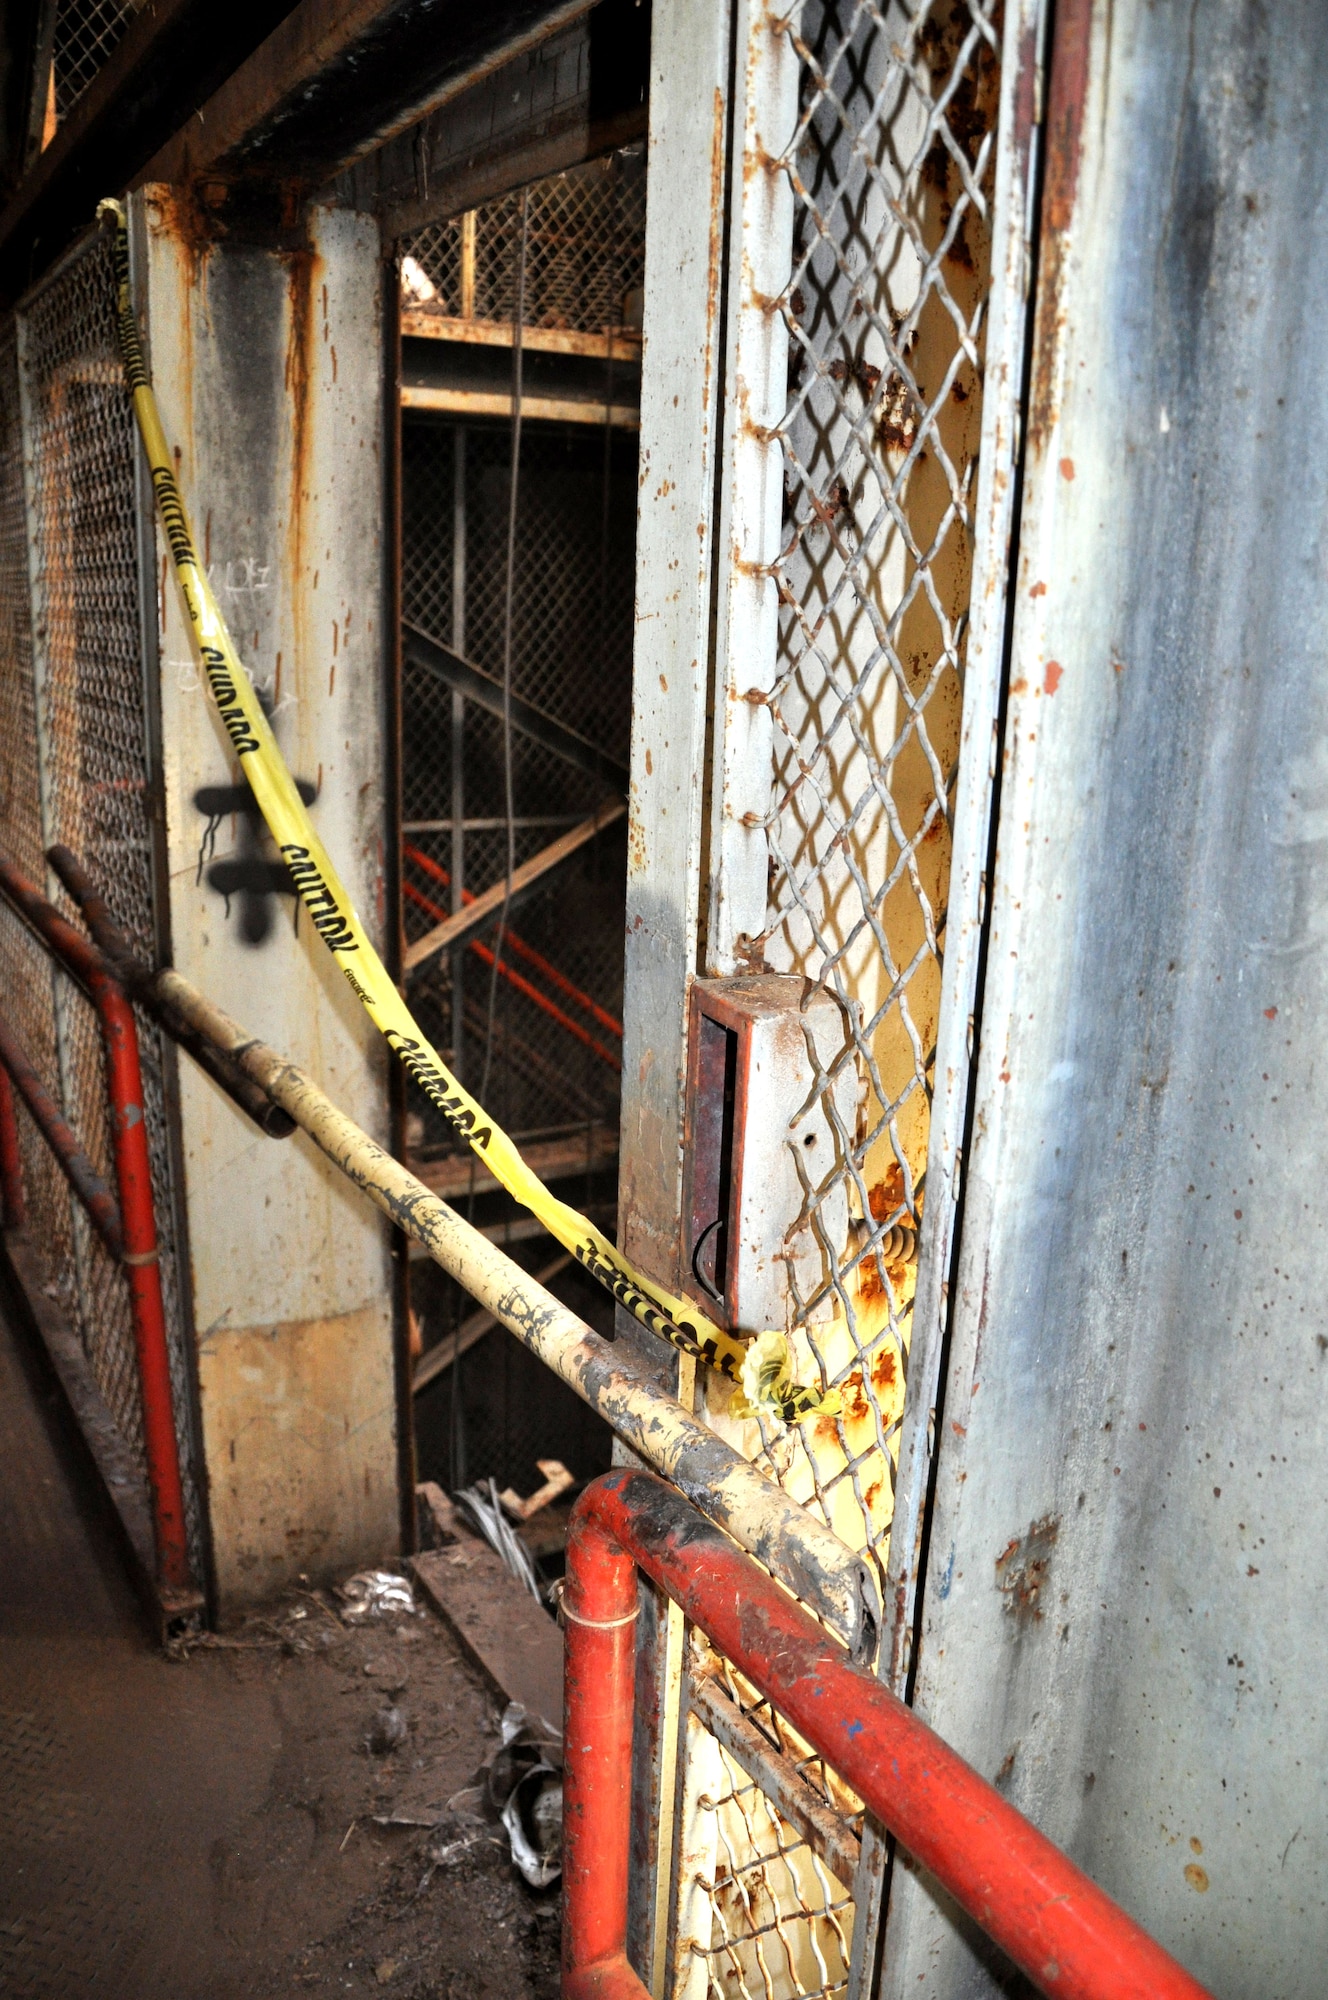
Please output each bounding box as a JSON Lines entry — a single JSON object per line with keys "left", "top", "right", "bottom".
{"left": 0, "top": 1292, "right": 559, "bottom": 1999}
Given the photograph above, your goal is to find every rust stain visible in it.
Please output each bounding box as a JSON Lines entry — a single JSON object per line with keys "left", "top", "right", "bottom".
{"left": 1058, "top": 456, "right": 1076, "bottom": 481}
{"left": 1013, "top": 12, "right": 1041, "bottom": 182}
{"left": 868, "top": 1166, "right": 907, "bottom": 1220}
{"left": 858, "top": 1259, "right": 886, "bottom": 1307}
{"left": 1029, "top": 580, "right": 1047, "bottom": 598}
{"left": 1044, "top": 661, "right": 1064, "bottom": 695}
{"left": 871, "top": 1348, "right": 898, "bottom": 1395}
{"left": 995, "top": 1514, "right": 1059, "bottom": 1625}
{"left": 841, "top": 1370, "right": 870, "bottom": 1425}
{"left": 701, "top": 86, "right": 726, "bottom": 418}
{"left": 1027, "top": 0, "right": 1094, "bottom": 453}
{"left": 282, "top": 243, "right": 322, "bottom": 752}
{"left": 146, "top": 182, "right": 223, "bottom": 282}
{"left": 1184, "top": 1864, "right": 1210, "bottom": 1893}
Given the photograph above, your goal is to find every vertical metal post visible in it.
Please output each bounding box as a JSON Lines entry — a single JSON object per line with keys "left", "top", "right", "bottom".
{"left": 706, "top": 0, "right": 797, "bottom": 975}
{"left": 460, "top": 210, "right": 477, "bottom": 320}
{"left": 97, "top": 977, "right": 191, "bottom": 1595}
{"left": 619, "top": 0, "right": 734, "bottom": 1981}
{"left": 450, "top": 424, "right": 466, "bottom": 1078}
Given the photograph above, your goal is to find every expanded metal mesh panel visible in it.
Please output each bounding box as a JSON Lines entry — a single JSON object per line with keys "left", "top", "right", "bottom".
{"left": 0, "top": 326, "right": 74, "bottom": 1342}
{"left": 405, "top": 151, "right": 646, "bottom": 333}
{"left": 405, "top": 423, "right": 634, "bottom": 767}
{"left": 675, "top": 1688, "right": 855, "bottom": 2000}
{"left": 52, "top": 0, "right": 140, "bottom": 122}
{"left": 729, "top": 0, "right": 999, "bottom": 1586}
{"left": 676, "top": 5, "right": 1002, "bottom": 1990}
{"left": 14, "top": 234, "right": 198, "bottom": 1556}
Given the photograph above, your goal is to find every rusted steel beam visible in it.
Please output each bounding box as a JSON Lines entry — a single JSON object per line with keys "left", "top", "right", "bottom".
{"left": 149, "top": 962, "right": 880, "bottom": 1659}
{"left": 137, "top": 0, "right": 596, "bottom": 191}
{"left": 402, "top": 877, "right": 621, "bottom": 1071}
{"left": 403, "top": 799, "right": 626, "bottom": 973}
{"left": 0, "top": 0, "right": 296, "bottom": 299}
{"left": 405, "top": 842, "right": 623, "bottom": 1040}
{"left": 0, "top": 1003, "right": 123, "bottom": 1258}
{"left": 562, "top": 1471, "right": 1217, "bottom": 2000}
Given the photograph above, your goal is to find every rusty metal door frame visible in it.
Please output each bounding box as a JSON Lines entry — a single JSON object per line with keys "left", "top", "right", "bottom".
{"left": 622, "top": 1, "right": 1047, "bottom": 1993}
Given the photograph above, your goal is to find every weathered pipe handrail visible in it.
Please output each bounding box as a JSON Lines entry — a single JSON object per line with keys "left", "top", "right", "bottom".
{"left": 0, "top": 1005, "right": 123, "bottom": 1254}
{"left": 46, "top": 845, "right": 295, "bottom": 1140}
{"left": 0, "top": 856, "right": 191, "bottom": 1597}
{"left": 126, "top": 959, "right": 878, "bottom": 1656}
{"left": 562, "top": 1470, "right": 1216, "bottom": 2000}
{"left": 43, "top": 842, "right": 878, "bottom": 1651}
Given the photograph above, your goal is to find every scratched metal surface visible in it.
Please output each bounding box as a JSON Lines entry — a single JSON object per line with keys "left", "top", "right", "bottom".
{"left": 882, "top": 3, "right": 1328, "bottom": 1994}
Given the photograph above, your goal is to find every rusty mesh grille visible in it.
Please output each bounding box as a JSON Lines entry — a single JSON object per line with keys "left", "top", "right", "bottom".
{"left": 11, "top": 232, "right": 199, "bottom": 1559}
{"left": 405, "top": 152, "right": 646, "bottom": 332}
{"left": 52, "top": 0, "right": 140, "bottom": 122}
{"left": 735, "top": 0, "right": 998, "bottom": 1588}
{"left": 679, "top": 2, "right": 1001, "bottom": 1990}
{"left": 676, "top": 1655, "right": 859, "bottom": 2000}
{"left": 0, "top": 325, "right": 75, "bottom": 1346}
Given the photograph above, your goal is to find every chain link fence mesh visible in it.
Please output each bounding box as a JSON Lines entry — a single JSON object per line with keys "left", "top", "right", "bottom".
{"left": 405, "top": 152, "right": 646, "bottom": 332}
{"left": 3, "top": 230, "right": 200, "bottom": 1568}
{"left": 681, "top": 2, "right": 1002, "bottom": 1990}
{"left": 0, "top": 325, "right": 76, "bottom": 1355}
{"left": 400, "top": 414, "right": 634, "bottom": 1153}
{"left": 675, "top": 1650, "right": 860, "bottom": 2000}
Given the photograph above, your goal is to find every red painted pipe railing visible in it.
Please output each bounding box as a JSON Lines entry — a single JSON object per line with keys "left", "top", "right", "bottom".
{"left": 0, "top": 856, "right": 191, "bottom": 1599}
{"left": 562, "top": 1470, "right": 1216, "bottom": 2000}
{"left": 0, "top": 1061, "right": 27, "bottom": 1230}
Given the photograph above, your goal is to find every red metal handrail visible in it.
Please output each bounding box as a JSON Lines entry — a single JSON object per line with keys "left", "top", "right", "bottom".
{"left": 562, "top": 1470, "right": 1215, "bottom": 2000}
{"left": 0, "top": 855, "right": 191, "bottom": 1598}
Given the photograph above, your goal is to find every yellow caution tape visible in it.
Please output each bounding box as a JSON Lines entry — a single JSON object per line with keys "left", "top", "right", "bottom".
{"left": 99, "top": 200, "right": 838, "bottom": 1426}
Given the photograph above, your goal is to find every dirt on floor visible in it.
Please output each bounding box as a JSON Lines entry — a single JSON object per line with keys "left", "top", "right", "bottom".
{"left": 182, "top": 1599, "right": 561, "bottom": 2000}
{"left": 0, "top": 1302, "right": 561, "bottom": 2000}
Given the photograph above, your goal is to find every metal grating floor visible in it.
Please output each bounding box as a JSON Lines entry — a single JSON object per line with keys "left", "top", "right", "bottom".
{"left": 0, "top": 1300, "right": 155, "bottom": 1997}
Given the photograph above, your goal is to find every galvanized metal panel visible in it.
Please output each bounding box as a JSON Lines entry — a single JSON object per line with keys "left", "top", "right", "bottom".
{"left": 883, "top": 3, "right": 1328, "bottom": 1994}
